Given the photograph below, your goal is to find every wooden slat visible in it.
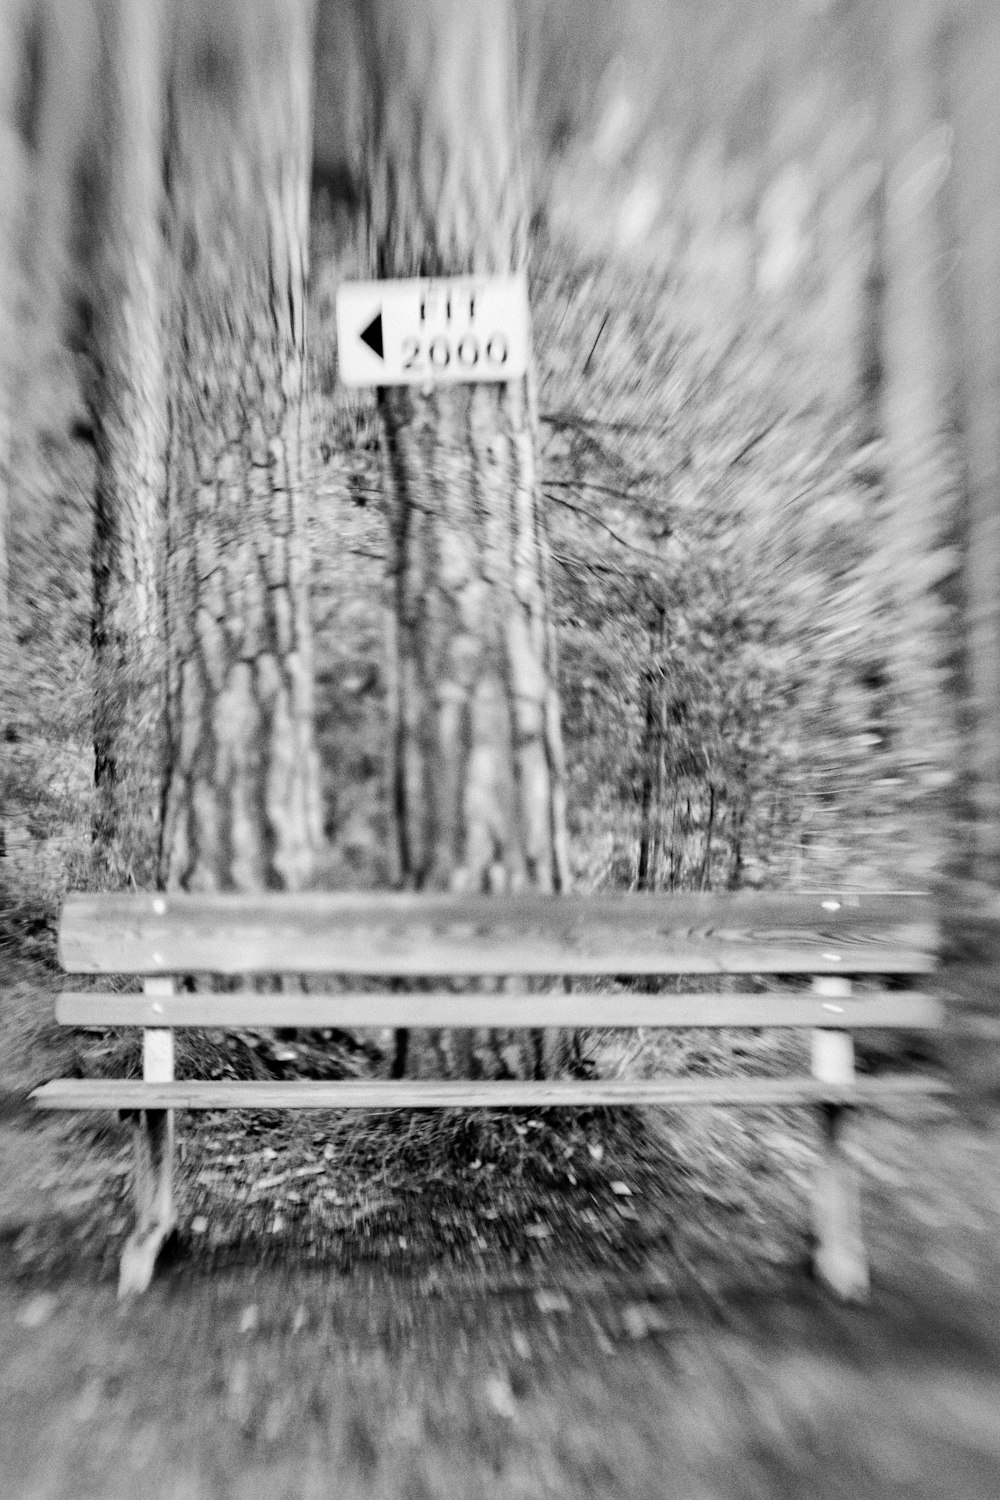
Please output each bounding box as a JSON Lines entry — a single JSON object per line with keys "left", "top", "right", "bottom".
{"left": 55, "top": 989, "right": 945, "bottom": 1031}
{"left": 57, "top": 891, "right": 938, "bottom": 976}
{"left": 30, "top": 1074, "right": 952, "bottom": 1112}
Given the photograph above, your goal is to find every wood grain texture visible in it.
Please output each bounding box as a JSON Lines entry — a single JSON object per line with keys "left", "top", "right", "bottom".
{"left": 119, "top": 1108, "right": 175, "bottom": 1298}
{"left": 813, "top": 1103, "right": 870, "bottom": 1302}
{"left": 57, "top": 891, "right": 938, "bottom": 974}
{"left": 30, "top": 1074, "right": 951, "bottom": 1112}
{"left": 55, "top": 989, "right": 944, "bottom": 1031}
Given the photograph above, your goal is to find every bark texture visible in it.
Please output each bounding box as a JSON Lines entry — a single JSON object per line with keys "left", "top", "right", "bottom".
{"left": 357, "top": 0, "right": 568, "bottom": 899}
{"left": 160, "top": 0, "right": 322, "bottom": 893}
{"left": 636, "top": 608, "right": 666, "bottom": 892}
{"left": 947, "top": 0, "right": 1000, "bottom": 885}
{"left": 0, "top": 0, "right": 33, "bottom": 856}
{"left": 879, "top": 0, "right": 961, "bottom": 877}
{"left": 383, "top": 377, "right": 568, "bottom": 895}
{"left": 356, "top": 0, "right": 569, "bottom": 1078}
{"left": 90, "top": 0, "right": 168, "bottom": 886}
{"left": 0, "top": 0, "right": 21, "bottom": 659}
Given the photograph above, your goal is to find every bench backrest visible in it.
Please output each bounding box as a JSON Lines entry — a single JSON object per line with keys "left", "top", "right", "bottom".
{"left": 59, "top": 890, "right": 938, "bottom": 978}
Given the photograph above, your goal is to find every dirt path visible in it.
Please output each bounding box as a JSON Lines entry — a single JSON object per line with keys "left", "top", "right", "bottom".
{"left": 2, "top": 1094, "right": 999, "bottom": 1500}
{"left": 3, "top": 1247, "right": 1000, "bottom": 1500}
{"left": 3, "top": 960, "right": 1000, "bottom": 1498}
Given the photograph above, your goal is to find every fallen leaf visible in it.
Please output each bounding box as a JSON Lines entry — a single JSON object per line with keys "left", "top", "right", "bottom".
{"left": 190, "top": 1216, "right": 209, "bottom": 1235}
{"left": 263, "top": 1398, "right": 288, "bottom": 1441}
{"left": 239, "top": 1305, "right": 259, "bottom": 1333}
{"left": 484, "top": 1375, "right": 517, "bottom": 1419}
{"left": 72, "top": 1379, "right": 102, "bottom": 1423}
{"left": 534, "top": 1289, "right": 571, "bottom": 1314}
{"left": 621, "top": 1303, "right": 672, "bottom": 1341}
{"left": 583, "top": 1304, "right": 617, "bottom": 1356}
{"left": 57, "top": 1184, "right": 103, "bottom": 1210}
{"left": 251, "top": 1173, "right": 289, "bottom": 1193}
{"left": 610, "top": 1181, "right": 633, "bottom": 1197}
{"left": 348, "top": 1197, "right": 392, "bottom": 1226}
{"left": 588, "top": 1142, "right": 605, "bottom": 1162}
{"left": 227, "top": 1360, "right": 249, "bottom": 1418}
{"left": 17, "top": 1294, "right": 57, "bottom": 1329}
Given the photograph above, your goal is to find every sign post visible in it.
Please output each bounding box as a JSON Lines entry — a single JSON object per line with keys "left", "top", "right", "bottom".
{"left": 336, "top": 274, "right": 530, "bottom": 388}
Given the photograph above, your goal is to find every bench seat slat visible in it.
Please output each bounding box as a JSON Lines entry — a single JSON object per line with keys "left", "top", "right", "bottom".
{"left": 57, "top": 892, "right": 937, "bottom": 976}
{"left": 30, "top": 1074, "right": 951, "bottom": 1112}
{"left": 55, "top": 990, "right": 944, "bottom": 1031}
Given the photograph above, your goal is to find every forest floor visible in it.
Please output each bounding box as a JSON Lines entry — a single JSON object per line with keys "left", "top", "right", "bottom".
{"left": 2, "top": 953, "right": 1000, "bottom": 1500}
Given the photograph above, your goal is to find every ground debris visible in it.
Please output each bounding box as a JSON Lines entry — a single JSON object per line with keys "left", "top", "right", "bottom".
{"left": 534, "top": 1289, "right": 571, "bottom": 1314}
{"left": 16, "top": 1293, "right": 58, "bottom": 1328}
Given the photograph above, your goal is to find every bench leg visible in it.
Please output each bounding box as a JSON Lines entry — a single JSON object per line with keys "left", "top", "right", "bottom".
{"left": 810, "top": 987, "right": 869, "bottom": 1302}
{"left": 812, "top": 1102, "right": 869, "bottom": 1302}
{"left": 119, "top": 1107, "right": 176, "bottom": 1298}
{"left": 119, "top": 1003, "right": 176, "bottom": 1299}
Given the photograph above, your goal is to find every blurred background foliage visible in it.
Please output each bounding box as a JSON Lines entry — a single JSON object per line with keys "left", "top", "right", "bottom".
{"left": 1, "top": 0, "right": 994, "bottom": 920}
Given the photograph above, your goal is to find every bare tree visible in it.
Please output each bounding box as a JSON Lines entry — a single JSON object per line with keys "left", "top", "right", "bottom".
{"left": 159, "top": 0, "right": 322, "bottom": 891}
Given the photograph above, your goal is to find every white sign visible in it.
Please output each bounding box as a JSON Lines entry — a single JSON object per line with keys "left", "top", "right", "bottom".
{"left": 336, "top": 274, "right": 530, "bottom": 387}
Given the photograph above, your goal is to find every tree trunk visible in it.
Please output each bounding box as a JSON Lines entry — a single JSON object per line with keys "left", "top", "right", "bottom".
{"left": 358, "top": 0, "right": 568, "bottom": 897}
{"left": 356, "top": 0, "right": 569, "bottom": 1073}
{"left": 946, "top": 0, "right": 1000, "bottom": 888}
{"left": 879, "top": 0, "right": 960, "bottom": 882}
{"left": 160, "top": 0, "right": 322, "bottom": 893}
{"left": 90, "top": 0, "right": 167, "bottom": 888}
{"left": 0, "top": 0, "right": 33, "bottom": 859}
{"left": 382, "top": 381, "right": 568, "bottom": 896}
{"left": 637, "top": 606, "right": 665, "bottom": 892}
{"left": 0, "top": 0, "right": 22, "bottom": 670}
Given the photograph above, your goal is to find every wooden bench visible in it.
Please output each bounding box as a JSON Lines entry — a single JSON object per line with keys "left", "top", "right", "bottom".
{"left": 31, "top": 890, "right": 948, "bottom": 1300}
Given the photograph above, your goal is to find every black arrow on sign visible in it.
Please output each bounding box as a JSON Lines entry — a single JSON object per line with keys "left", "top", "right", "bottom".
{"left": 359, "top": 310, "right": 384, "bottom": 360}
